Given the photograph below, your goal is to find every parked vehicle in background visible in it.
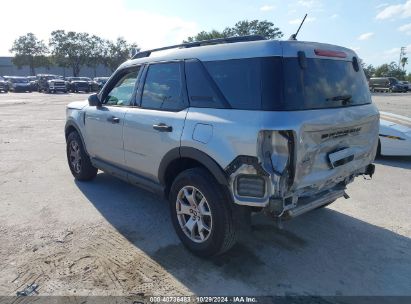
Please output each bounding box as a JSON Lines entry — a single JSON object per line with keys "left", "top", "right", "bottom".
{"left": 369, "top": 77, "right": 407, "bottom": 93}
{"left": 65, "top": 36, "right": 379, "bottom": 257}
{"left": 7, "top": 76, "right": 32, "bottom": 92}
{"left": 93, "top": 77, "right": 110, "bottom": 90}
{"left": 80, "top": 77, "right": 99, "bottom": 92}
{"left": 379, "top": 112, "right": 411, "bottom": 156}
{"left": 37, "top": 74, "right": 67, "bottom": 93}
{"left": 400, "top": 81, "right": 410, "bottom": 91}
{"left": 0, "top": 77, "right": 9, "bottom": 92}
{"left": 27, "top": 76, "right": 38, "bottom": 91}
{"left": 65, "top": 77, "right": 90, "bottom": 93}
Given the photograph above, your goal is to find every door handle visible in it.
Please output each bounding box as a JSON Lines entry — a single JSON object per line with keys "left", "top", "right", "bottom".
{"left": 153, "top": 123, "right": 173, "bottom": 132}
{"left": 107, "top": 116, "right": 120, "bottom": 124}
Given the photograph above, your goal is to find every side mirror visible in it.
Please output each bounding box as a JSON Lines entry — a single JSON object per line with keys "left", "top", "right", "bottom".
{"left": 88, "top": 93, "right": 101, "bottom": 107}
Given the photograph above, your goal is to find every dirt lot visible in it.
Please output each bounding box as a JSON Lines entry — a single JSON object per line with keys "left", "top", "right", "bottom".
{"left": 0, "top": 92, "right": 410, "bottom": 296}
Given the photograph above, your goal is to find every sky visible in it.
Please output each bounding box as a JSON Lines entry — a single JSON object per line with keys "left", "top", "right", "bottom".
{"left": 0, "top": 0, "right": 410, "bottom": 73}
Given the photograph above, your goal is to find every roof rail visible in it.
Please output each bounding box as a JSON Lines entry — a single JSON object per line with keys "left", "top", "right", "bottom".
{"left": 132, "top": 35, "right": 266, "bottom": 59}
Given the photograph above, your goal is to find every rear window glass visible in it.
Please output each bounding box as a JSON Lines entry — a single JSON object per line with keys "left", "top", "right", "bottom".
{"left": 195, "top": 57, "right": 371, "bottom": 111}
{"left": 283, "top": 58, "right": 372, "bottom": 110}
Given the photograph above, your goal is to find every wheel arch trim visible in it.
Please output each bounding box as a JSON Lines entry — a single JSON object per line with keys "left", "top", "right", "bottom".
{"left": 158, "top": 147, "right": 229, "bottom": 187}
{"left": 65, "top": 120, "right": 89, "bottom": 155}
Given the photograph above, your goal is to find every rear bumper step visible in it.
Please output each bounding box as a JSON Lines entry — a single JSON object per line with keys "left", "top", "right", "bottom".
{"left": 284, "top": 189, "right": 346, "bottom": 218}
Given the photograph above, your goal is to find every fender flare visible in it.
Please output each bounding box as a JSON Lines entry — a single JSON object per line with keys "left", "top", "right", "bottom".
{"left": 64, "top": 120, "right": 89, "bottom": 155}
{"left": 158, "top": 147, "right": 229, "bottom": 187}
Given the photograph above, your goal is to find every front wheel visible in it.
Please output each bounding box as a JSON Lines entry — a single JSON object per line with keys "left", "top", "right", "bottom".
{"left": 169, "top": 168, "right": 237, "bottom": 257}
{"left": 66, "top": 132, "right": 97, "bottom": 181}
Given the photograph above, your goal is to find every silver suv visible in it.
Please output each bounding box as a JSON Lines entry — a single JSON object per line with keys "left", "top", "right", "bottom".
{"left": 65, "top": 36, "right": 379, "bottom": 257}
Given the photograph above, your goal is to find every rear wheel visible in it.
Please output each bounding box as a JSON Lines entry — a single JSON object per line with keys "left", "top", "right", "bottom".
{"left": 169, "top": 168, "right": 236, "bottom": 257}
{"left": 66, "top": 131, "right": 97, "bottom": 181}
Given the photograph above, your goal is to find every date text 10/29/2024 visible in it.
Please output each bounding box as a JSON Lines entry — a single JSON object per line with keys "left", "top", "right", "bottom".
{"left": 148, "top": 296, "right": 258, "bottom": 303}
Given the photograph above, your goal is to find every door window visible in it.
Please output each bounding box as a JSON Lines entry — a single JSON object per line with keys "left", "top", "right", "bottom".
{"left": 104, "top": 69, "right": 139, "bottom": 106}
{"left": 141, "top": 62, "right": 185, "bottom": 111}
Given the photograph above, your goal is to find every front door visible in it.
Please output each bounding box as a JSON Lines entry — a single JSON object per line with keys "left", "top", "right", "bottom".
{"left": 84, "top": 67, "right": 140, "bottom": 167}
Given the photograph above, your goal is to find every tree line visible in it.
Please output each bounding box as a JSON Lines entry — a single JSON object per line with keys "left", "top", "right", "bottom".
{"left": 9, "top": 20, "right": 283, "bottom": 77}
{"left": 9, "top": 20, "right": 410, "bottom": 81}
{"left": 362, "top": 60, "right": 410, "bottom": 82}
{"left": 10, "top": 31, "right": 139, "bottom": 77}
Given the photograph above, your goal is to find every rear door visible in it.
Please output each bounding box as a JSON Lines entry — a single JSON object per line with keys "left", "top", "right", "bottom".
{"left": 84, "top": 66, "right": 141, "bottom": 167}
{"left": 122, "top": 61, "right": 188, "bottom": 182}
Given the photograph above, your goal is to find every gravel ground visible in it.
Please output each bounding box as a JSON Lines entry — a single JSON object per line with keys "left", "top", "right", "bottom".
{"left": 0, "top": 92, "right": 410, "bottom": 296}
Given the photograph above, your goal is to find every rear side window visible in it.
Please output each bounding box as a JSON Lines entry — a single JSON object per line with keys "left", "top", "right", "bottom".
{"left": 203, "top": 58, "right": 262, "bottom": 109}
{"left": 141, "top": 62, "right": 185, "bottom": 111}
{"left": 201, "top": 57, "right": 283, "bottom": 110}
{"left": 185, "top": 59, "right": 228, "bottom": 108}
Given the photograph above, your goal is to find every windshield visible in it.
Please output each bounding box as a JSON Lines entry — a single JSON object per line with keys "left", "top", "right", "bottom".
{"left": 198, "top": 57, "right": 371, "bottom": 111}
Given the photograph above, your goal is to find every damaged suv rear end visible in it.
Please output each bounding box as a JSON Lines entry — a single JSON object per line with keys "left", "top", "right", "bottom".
{"left": 225, "top": 42, "right": 378, "bottom": 220}
{"left": 182, "top": 40, "right": 379, "bottom": 229}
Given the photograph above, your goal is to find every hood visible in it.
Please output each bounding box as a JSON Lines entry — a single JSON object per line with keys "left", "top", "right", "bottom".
{"left": 67, "top": 100, "right": 88, "bottom": 110}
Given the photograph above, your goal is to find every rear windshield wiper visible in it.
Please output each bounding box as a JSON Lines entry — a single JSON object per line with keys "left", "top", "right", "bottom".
{"left": 326, "top": 94, "right": 352, "bottom": 105}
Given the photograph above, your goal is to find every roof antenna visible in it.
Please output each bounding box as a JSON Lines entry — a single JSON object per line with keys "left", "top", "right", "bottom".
{"left": 289, "top": 14, "right": 307, "bottom": 40}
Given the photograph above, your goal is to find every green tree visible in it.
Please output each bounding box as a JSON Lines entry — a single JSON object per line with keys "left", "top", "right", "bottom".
{"left": 360, "top": 60, "right": 375, "bottom": 79}
{"left": 185, "top": 30, "right": 226, "bottom": 43}
{"left": 49, "top": 30, "right": 92, "bottom": 76}
{"left": 87, "top": 35, "right": 105, "bottom": 77}
{"left": 185, "top": 19, "right": 283, "bottom": 42}
{"left": 10, "top": 33, "right": 48, "bottom": 76}
{"left": 102, "top": 37, "right": 139, "bottom": 72}
{"left": 374, "top": 62, "right": 406, "bottom": 79}
{"left": 224, "top": 20, "right": 283, "bottom": 39}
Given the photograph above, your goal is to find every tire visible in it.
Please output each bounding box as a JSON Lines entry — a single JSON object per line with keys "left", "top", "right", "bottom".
{"left": 169, "top": 167, "right": 237, "bottom": 257}
{"left": 66, "top": 131, "right": 97, "bottom": 181}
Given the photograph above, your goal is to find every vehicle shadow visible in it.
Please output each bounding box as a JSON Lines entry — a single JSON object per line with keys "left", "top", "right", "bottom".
{"left": 75, "top": 173, "right": 411, "bottom": 296}
{"left": 374, "top": 155, "right": 411, "bottom": 170}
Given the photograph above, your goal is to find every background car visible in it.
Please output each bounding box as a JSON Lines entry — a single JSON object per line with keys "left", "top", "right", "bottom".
{"left": 93, "top": 77, "right": 109, "bottom": 90}
{"left": 0, "top": 77, "right": 9, "bottom": 93}
{"left": 400, "top": 81, "right": 410, "bottom": 91}
{"left": 7, "top": 76, "right": 32, "bottom": 92}
{"left": 369, "top": 77, "right": 407, "bottom": 93}
{"left": 80, "top": 77, "right": 99, "bottom": 92}
{"left": 37, "top": 74, "right": 67, "bottom": 93}
{"left": 27, "top": 76, "right": 38, "bottom": 91}
{"left": 379, "top": 111, "right": 411, "bottom": 156}
{"left": 65, "top": 77, "right": 90, "bottom": 93}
